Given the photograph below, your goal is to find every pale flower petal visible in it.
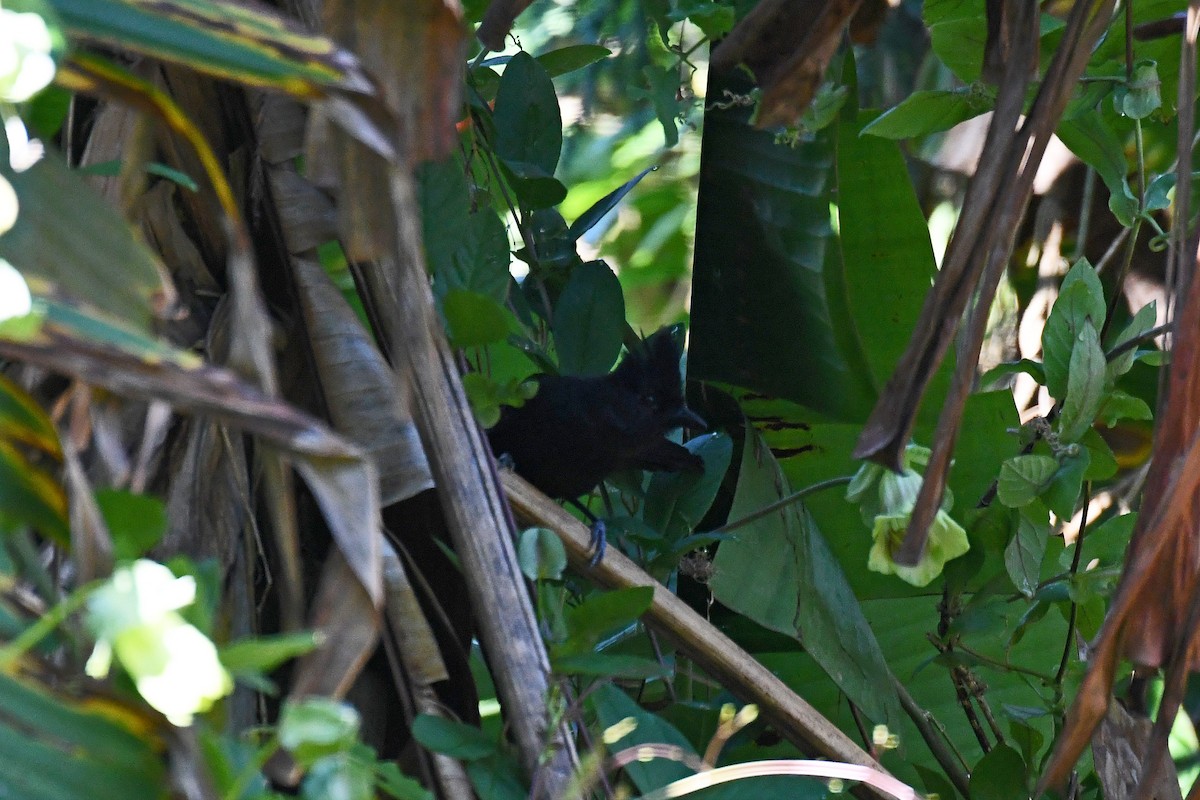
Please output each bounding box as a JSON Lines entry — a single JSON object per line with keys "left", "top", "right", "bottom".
{"left": 86, "top": 559, "right": 232, "bottom": 726}
{"left": 0, "top": 9, "right": 56, "bottom": 103}
{"left": 132, "top": 622, "right": 233, "bottom": 727}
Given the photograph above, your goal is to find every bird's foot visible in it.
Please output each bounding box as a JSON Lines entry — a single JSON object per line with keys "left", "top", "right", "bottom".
{"left": 496, "top": 452, "right": 516, "bottom": 471}
{"left": 588, "top": 519, "right": 607, "bottom": 566}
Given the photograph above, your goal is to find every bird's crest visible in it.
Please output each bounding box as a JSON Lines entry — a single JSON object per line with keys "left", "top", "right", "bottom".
{"left": 613, "top": 326, "right": 685, "bottom": 400}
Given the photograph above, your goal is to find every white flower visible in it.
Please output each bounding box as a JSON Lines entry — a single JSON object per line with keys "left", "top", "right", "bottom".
{"left": 0, "top": 258, "right": 30, "bottom": 322}
{"left": 85, "top": 560, "right": 233, "bottom": 726}
{"left": 0, "top": 7, "right": 56, "bottom": 103}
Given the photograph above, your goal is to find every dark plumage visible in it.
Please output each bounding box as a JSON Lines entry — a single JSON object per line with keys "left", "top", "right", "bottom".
{"left": 487, "top": 327, "right": 706, "bottom": 559}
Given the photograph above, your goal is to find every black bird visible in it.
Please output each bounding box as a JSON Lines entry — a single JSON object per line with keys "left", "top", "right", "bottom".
{"left": 487, "top": 327, "right": 706, "bottom": 562}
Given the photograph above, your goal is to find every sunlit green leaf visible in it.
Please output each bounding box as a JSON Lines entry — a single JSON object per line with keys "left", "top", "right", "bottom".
{"left": 516, "top": 527, "right": 566, "bottom": 581}
{"left": 1058, "top": 320, "right": 1105, "bottom": 442}
{"left": 861, "top": 88, "right": 992, "bottom": 140}
{"left": 278, "top": 698, "right": 360, "bottom": 766}
{"left": 996, "top": 455, "right": 1058, "bottom": 508}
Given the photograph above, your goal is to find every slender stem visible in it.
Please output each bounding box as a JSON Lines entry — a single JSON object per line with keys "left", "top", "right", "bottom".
{"left": 708, "top": 476, "right": 853, "bottom": 535}
{"left": 954, "top": 642, "right": 1057, "bottom": 684}
{"left": 1105, "top": 322, "right": 1172, "bottom": 361}
{"left": 1055, "top": 482, "right": 1093, "bottom": 685}
{"left": 0, "top": 580, "right": 99, "bottom": 670}
{"left": 892, "top": 676, "right": 972, "bottom": 798}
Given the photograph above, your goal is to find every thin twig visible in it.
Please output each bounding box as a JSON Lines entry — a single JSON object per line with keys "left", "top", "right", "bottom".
{"left": 892, "top": 677, "right": 972, "bottom": 798}
{"left": 709, "top": 476, "right": 853, "bottom": 535}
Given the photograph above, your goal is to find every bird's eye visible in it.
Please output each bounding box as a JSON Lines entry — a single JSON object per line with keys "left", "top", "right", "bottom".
{"left": 643, "top": 394, "right": 657, "bottom": 407}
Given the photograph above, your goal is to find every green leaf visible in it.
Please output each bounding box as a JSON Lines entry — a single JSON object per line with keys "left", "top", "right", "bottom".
{"left": 1097, "top": 391, "right": 1154, "bottom": 428}
{"left": 980, "top": 358, "right": 1046, "bottom": 387}
{"left": 1106, "top": 301, "right": 1157, "bottom": 381}
{"left": 76, "top": 159, "right": 199, "bottom": 191}
{"left": 95, "top": 489, "right": 167, "bottom": 561}
{"left": 1007, "top": 716, "right": 1046, "bottom": 775}
{"left": 516, "top": 527, "right": 566, "bottom": 581}
{"left": 465, "top": 754, "right": 527, "bottom": 800}
{"left": 590, "top": 684, "right": 696, "bottom": 792}
{"left": 551, "top": 652, "right": 669, "bottom": 679}
{"left": 536, "top": 44, "right": 611, "bottom": 78}
{"left": 996, "top": 455, "right": 1058, "bottom": 508}
{"left": 374, "top": 761, "right": 433, "bottom": 800}
{"left": 493, "top": 51, "right": 562, "bottom": 178}
{"left": 1080, "top": 427, "right": 1119, "bottom": 480}
{"left": 410, "top": 715, "right": 496, "bottom": 761}
{"left": 1058, "top": 320, "right": 1106, "bottom": 442}
{"left": 302, "top": 753, "right": 373, "bottom": 800}
{"left": 860, "top": 88, "right": 991, "bottom": 140}
{"left": 927, "top": 0, "right": 1058, "bottom": 83}
{"left": 667, "top": 0, "right": 735, "bottom": 37}
{"left": 634, "top": 63, "right": 681, "bottom": 147}
{"left": 642, "top": 433, "right": 733, "bottom": 542}
{"left": 970, "top": 744, "right": 1027, "bottom": 800}
{"left": 419, "top": 159, "right": 511, "bottom": 304}
{"left": 1043, "top": 450, "right": 1089, "bottom": 521}
{"left": 1057, "top": 113, "right": 1139, "bottom": 226}
{"left": 463, "top": 372, "right": 502, "bottom": 429}
{"left": 557, "top": 586, "right": 654, "bottom": 657}
{"left": 690, "top": 83, "right": 875, "bottom": 420}
{"left": 567, "top": 166, "right": 654, "bottom": 241}
{"left": 219, "top": 632, "right": 320, "bottom": 673}
{"left": 1042, "top": 261, "right": 1106, "bottom": 399}
{"left": 443, "top": 290, "right": 509, "bottom": 348}
{"left": 836, "top": 112, "right": 947, "bottom": 421}
{"left": 1113, "top": 59, "right": 1162, "bottom": 119}
{"left": 711, "top": 428, "right": 900, "bottom": 725}
{"left": 0, "top": 672, "right": 165, "bottom": 798}
{"left": 1145, "top": 172, "right": 1174, "bottom": 211}
{"left": 23, "top": 85, "right": 72, "bottom": 140}
{"left": 1005, "top": 513, "right": 1047, "bottom": 598}
{"left": 552, "top": 261, "right": 625, "bottom": 376}
{"left": 278, "top": 699, "right": 360, "bottom": 766}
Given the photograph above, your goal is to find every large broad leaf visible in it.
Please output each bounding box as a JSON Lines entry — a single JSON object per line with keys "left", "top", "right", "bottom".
{"left": 734, "top": 388, "right": 1018, "bottom": 600}
{"left": 711, "top": 427, "right": 900, "bottom": 726}
{"left": 492, "top": 51, "right": 562, "bottom": 180}
{"left": 552, "top": 261, "right": 625, "bottom": 376}
{"left": 590, "top": 683, "right": 696, "bottom": 792}
{"left": 0, "top": 673, "right": 166, "bottom": 800}
{"left": 1057, "top": 112, "right": 1139, "bottom": 226}
{"left": 834, "top": 111, "right": 949, "bottom": 425}
{"left": 643, "top": 433, "right": 733, "bottom": 544}
{"left": 690, "top": 69, "right": 874, "bottom": 421}
{"left": 418, "top": 158, "right": 510, "bottom": 304}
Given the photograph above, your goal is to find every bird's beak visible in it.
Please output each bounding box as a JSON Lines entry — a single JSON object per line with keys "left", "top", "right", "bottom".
{"left": 670, "top": 406, "right": 707, "bottom": 431}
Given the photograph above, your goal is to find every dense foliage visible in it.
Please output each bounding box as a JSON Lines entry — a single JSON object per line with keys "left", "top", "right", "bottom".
{"left": 0, "top": 0, "right": 1196, "bottom": 797}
